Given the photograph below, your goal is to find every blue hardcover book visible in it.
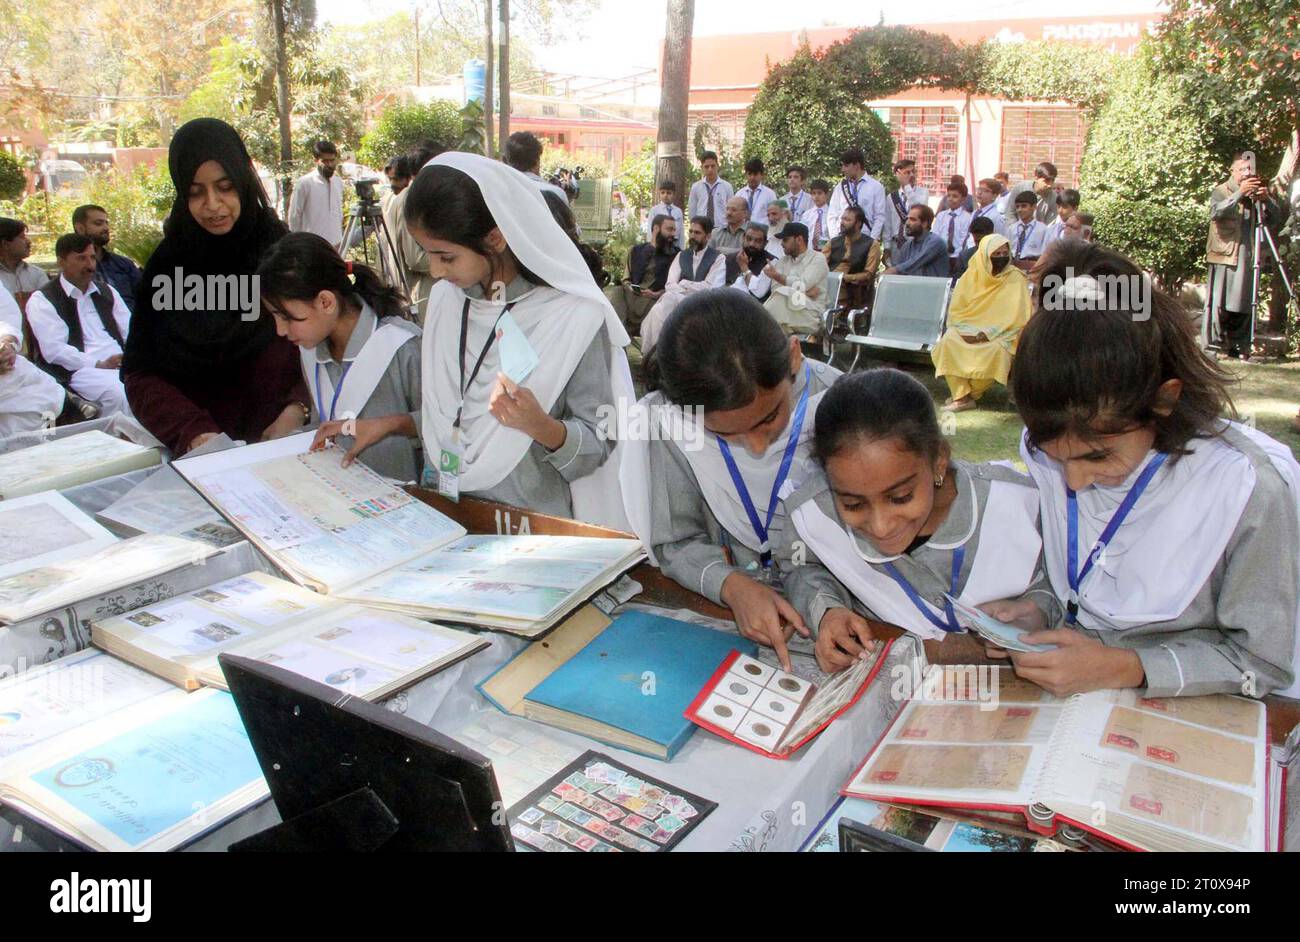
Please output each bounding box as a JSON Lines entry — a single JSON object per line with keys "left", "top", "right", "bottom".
{"left": 478, "top": 609, "right": 756, "bottom": 761}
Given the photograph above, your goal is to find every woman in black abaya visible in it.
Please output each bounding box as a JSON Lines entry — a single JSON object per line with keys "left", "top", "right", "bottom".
{"left": 124, "top": 118, "right": 309, "bottom": 454}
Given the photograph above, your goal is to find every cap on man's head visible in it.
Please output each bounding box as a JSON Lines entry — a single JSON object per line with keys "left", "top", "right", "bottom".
{"left": 777, "top": 222, "right": 809, "bottom": 241}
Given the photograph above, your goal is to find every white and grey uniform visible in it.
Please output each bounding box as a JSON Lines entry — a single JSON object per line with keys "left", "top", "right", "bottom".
{"left": 778, "top": 460, "right": 1061, "bottom": 639}
{"left": 303, "top": 301, "right": 422, "bottom": 483}
{"left": 427, "top": 276, "right": 616, "bottom": 519}
{"left": 416, "top": 150, "right": 634, "bottom": 530}
{"left": 622, "top": 361, "right": 839, "bottom": 603}
{"left": 1024, "top": 423, "right": 1300, "bottom": 699}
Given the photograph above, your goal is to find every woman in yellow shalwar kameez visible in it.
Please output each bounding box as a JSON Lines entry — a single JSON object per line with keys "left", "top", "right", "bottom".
{"left": 932, "top": 234, "right": 1031, "bottom": 412}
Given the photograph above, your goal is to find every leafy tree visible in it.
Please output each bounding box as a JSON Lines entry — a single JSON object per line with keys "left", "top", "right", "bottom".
{"left": 356, "top": 100, "right": 464, "bottom": 169}
{"left": 821, "top": 25, "right": 973, "bottom": 101}
{"left": 1152, "top": 0, "right": 1300, "bottom": 155}
{"left": 745, "top": 44, "right": 893, "bottom": 183}
{"left": 972, "top": 40, "right": 1114, "bottom": 110}
{"left": 1079, "top": 51, "right": 1229, "bottom": 291}
{"left": 0, "top": 152, "right": 28, "bottom": 202}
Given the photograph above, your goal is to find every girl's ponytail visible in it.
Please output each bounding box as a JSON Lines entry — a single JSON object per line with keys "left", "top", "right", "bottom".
{"left": 349, "top": 258, "right": 412, "bottom": 321}
{"left": 257, "top": 231, "right": 412, "bottom": 322}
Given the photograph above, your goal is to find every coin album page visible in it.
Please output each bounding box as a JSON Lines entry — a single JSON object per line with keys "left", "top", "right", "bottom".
{"left": 686, "top": 644, "right": 891, "bottom": 759}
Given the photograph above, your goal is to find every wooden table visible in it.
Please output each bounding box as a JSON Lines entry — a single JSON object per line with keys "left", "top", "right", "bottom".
{"left": 407, "top": 487, "right": 1300, "bottom": 745}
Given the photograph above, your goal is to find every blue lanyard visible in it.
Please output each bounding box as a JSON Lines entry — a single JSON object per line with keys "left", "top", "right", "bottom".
{"left": 314, "top": 360, "right": 353, "bottom": 423}
{"left": 789, "top": 192, "right": 803, "bottom": 215}
{"left": 1065, "top": 453, "right": 1168, "bottom": 624}
{"left": 883, "top": 547, "right": 966, "bottom": 634}
{"left": 715, "top": 365, "right": 812, "bottom": 568}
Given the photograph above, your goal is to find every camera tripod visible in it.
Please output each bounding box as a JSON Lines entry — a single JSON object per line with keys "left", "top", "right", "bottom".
{"left": 341, "top": 195, "right": 416, "bottom": 318}
{"left": 1248, "top": 197, "right": 1295, "bottom": 348}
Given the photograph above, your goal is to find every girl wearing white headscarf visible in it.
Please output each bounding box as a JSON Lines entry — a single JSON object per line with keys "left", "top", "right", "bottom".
{"left": 620, "top": 290, "right": 841, "bottom": 671}
{"left": 403, "top": 152, "right": 633, "bottom": 526}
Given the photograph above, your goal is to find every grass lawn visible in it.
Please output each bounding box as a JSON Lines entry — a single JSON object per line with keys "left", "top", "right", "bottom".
{"left": 627, "top": 339, "right": 1300, "bottom": 465}
{"left": 835, "top": 349, "right": 1300, "bottom": 466}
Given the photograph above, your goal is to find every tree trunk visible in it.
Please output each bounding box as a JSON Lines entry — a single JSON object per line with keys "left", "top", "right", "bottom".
{"left": 656, "top": 0, "right": 695, "bottom": 209}
{"left": 271, "top": 0, "right": 294, "bottom": 216}
{"left": 414, "top": 8, "right": 421, "bottom": 86}
{"left": 499, "top": 0, "right": 511, "bottom": 147}
{"left": 484, "top": 0, "right": 495, "bottom": 159}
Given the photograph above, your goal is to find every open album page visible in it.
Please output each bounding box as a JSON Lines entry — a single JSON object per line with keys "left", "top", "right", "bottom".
{"left": 0, "top": 650, "right": 174, "bottom": 763}
{"left": 0, "top": 688, "right": 268, "bottom": 852}
{"left": 201, "top": 607, "right": 485, "bottom": 698}
{"left": 343, "top": 534, "right": 643, "bottom": 625}
{"left": 0, "top": 534, "right": 218, "bottom": 625}
{"left": 845, "top": 666, "right": 1066, "bottom": 809}
{"left": 91, "top": 572, "right": 336, "bottom": 683}
{"left": 776, "top": 646, "right": 885, "bottom": 753}
{"left": 174, "top": 433, "right": 465, "bottom": 593}
{"left": 0, "top": 492, "right": 118, "bottom": 580}
{"left": 1037, "top": 690, "right": 1267, "bottom": 851}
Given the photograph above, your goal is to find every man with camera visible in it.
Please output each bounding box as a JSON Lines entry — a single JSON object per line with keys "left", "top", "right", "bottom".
{"left": 1205, "top": 153, "right": 1286, "bottom": 359}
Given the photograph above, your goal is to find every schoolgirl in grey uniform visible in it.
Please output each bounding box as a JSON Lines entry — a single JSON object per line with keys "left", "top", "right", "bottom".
{"left": 779, "top": 369, "right": 1059, "bottom": 675}
{"left": 258, "top": 233, "right": 422, "bottom": 481}
{"left": 621, "top": 289, "right": 839, "bottom": 669}
{"left": 1004, "top": 241, "right": 1298, "bottom": 699}
{"left": 404, "top": 151, "right": 633, "bottom": 526}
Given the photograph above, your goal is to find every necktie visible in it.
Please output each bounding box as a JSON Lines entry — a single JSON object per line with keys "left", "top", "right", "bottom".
{"left": 947, "top": 215, "right": 956, "bottom": 254}
{"left": 1017, "top": 223, "right": 1029, "bottom": 257}
{"left": 814, "top": 209, "right": 824, "bottom": 246}
{"left": 707, "top": 184, "right": 717, "bottom": 225}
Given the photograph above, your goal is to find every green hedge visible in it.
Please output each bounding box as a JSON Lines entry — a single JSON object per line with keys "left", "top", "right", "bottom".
{"left": 1087, "top": 194, "right": 1206, "bottom": 291}
{"left": 0, "top": 152, "right": 25, "bottom": 203}
{"left": 1078, "top": 50, "right": 1236, "bottom": 292}
{"left": 356, "top": 100, "right": 463, "bottom": 169}
{"left": 0, "top": 163, "right": 172, "bottom": 266}
{"left": 745, "top": 45, "right": 894, "bottom": 182}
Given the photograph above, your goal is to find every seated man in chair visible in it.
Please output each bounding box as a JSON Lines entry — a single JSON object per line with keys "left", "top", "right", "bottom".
{"left": 24, "top": 234, "right": 133, "bottom": 419}
{"left": 639, "top": 216, "right": 727, "bottom": 353}
{"left": 763, "top": 222, "right": 829, "bottom": 337}
{"left": 606, "top": 213, "right": 679, "bottom": 338}
{"left": 823, "top": 205, "right": 877, "bottom": 309}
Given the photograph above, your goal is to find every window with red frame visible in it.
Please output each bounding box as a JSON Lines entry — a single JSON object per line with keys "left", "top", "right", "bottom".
{"left": 887, "top": 107, "right": 960, "bottom": 194}
{"left": 999, "top": 107, "right": 1089, "bottom": 187}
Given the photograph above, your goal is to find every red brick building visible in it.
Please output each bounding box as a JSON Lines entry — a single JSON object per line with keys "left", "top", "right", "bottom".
{"left": 683, "top": 13, "right": 1162, "bottom": 191}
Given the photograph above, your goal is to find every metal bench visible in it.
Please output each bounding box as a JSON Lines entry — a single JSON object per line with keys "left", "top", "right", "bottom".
{"left": 844, "top": 274, "right": 952, "bottom": 371}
